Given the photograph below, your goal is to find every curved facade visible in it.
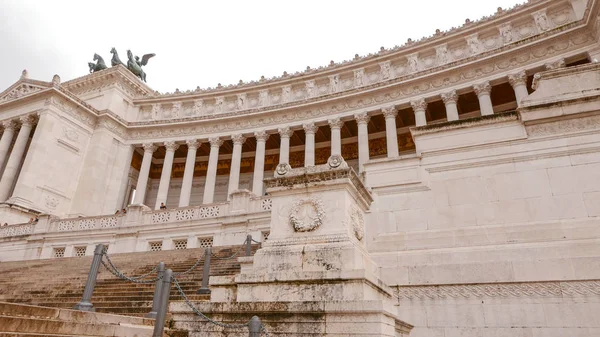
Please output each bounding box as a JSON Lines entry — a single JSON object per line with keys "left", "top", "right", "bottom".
{"left": 1, "top": 0, "right": 600, "bottom": 335}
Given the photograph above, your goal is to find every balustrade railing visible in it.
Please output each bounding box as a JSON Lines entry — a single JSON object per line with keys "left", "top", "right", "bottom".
{"left": 50, "top": 214, "right": 124, "bottom": 232}
{"left": 0, "top": 222, "right": 35, "bottom": 238}
{"left": 37, "top": 196, "right": 273, "bottom": 233}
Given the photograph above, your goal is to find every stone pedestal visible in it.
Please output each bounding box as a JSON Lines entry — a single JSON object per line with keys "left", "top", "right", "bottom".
{"left": 178, "top": 160, "right": 413, "bottom": 336}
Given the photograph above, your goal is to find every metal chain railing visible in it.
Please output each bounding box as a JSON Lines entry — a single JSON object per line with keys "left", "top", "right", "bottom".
{"left": 172, "top": 276, "right": 270, "bottom": 336}
{"left": 101, "top": 250, "right": 162, "bottom": 284}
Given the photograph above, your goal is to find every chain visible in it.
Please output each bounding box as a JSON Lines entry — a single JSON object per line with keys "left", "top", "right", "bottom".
{"left": 102, "top": 252, "right": 162, "bottom": 284}
{"left": 172, "top": 277, "right": 250, "bottom": 330}
{"left": 261, "top": 324, "right": 271, "bottom": 337}
{"left": 173, "top": 252, "right": 205, "bottom": 276}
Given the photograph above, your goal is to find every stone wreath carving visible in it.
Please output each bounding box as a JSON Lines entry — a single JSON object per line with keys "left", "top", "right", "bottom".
{"left": 289, "top": 197, "right": 325, "bottom": 232}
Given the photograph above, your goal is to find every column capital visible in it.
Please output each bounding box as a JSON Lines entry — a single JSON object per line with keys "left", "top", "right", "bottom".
{"left": 19, "top": 115, "right": 36, "bottom": 127}
{"left": 382, "top": 106, "right": 398, "bottom": 119}
{"left": 209, "top": 137, "right": 223, "bottom": 148}
{"left": 254, "top": 130, "right": 270, "bottom": 142}
{"left": 302, "top": 122, "right": 319, "bottom": 134}
{"left": 354, "top": 112, "right": 370, "bottom": 125}
{"left": 473, "top": 81, "right": 492, "bottom": 97}
{"left": 508, "top": 71, "right": 527, "bottom": 87}
{"left": 410, "top": 98, "right": 428, "bottom": 112}
{"left": 544, "top": 58, "right": 566, "bottom": 70}
{"left": 164, "top": 141, "right": 180, "bottom": 152}
{"left": 185, "top": 139, "right": 200, "bottom": 150}
{"left": 278, "top": 126, "right": 294, "bottom": 139}
{"left": 441, "top": 90, "right": 458, "bottom": 105}
{"left": 142, "top": 143, "right": 158, "bottom": 153}
{"left": 2, "top": 120, "right": 16, "bottom": 131}
{"left": 231, "top": 134, "right": 247, "bottom": 145}
{"left": 328, "top": 118, "right": 344, "bottom": 129}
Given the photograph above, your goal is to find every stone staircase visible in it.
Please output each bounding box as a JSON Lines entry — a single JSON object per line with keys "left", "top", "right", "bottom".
{"left": 0, "top": 245, "right": 256, "bottom": 317}
{"left": 0, "top": 301, "right": 168, "bottom": 336}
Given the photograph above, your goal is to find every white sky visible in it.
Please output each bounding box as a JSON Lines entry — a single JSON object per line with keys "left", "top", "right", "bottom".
{"left": 1, "top": 0, "right": 524, "bottom": 93}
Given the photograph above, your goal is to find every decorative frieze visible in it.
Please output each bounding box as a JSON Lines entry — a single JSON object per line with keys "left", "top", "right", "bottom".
{"left": 499, "top": 23, "right": 513, "bottom": 45}
{"left": 396, "top": 280, "right": 600, "bottom": 300}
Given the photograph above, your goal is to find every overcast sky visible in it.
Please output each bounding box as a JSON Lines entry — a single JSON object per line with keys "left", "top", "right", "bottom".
{"left": 1, "top": 0, "right": 523, "bottom": 93}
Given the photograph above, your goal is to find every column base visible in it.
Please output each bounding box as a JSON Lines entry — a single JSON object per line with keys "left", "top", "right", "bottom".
{"left": 72, "top": 301, "right": 95, "bottom": 312}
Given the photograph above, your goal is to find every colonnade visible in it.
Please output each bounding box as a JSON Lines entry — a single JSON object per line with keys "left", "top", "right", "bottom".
{"left": 0, "top": 116, "right": 36, "bottom": 202}
{"left": 131, "top": 70, "right": 531, "bottom": 210}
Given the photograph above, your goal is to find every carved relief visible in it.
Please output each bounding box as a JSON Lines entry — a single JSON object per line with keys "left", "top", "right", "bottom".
{"left": 533, "top": 10, "right": 551, "bottom": 32}
{"left": 329, "top": 75, "right": 340, "bottom": 93}
{"left": 353, "top": 68, "right": 365, "bottom": 87}
{"left": 305, "top": 80, "right": 316, "bottom": 98}
{"left": 499, "top": 23, "right": 513, "bottom": 45}
{"left": 466, "top": 34, "right": 481, "bottom": 55}
{"left": 281, "top": 85, "right": 292, "bottom": 103}
{"left": 289, "top": 198, "right": 325, "bottom": 232}
{"left": 435, "top": 44, "right": 450, "bottom": 65}
{"left": 258, "top": 90, "right": 269, "bottom": 107}
{"left": 62, "top": 127, "right": 79, "bottom": 143}
{"left": 151, "top": 104, "right": 162, "bottom": 120}
{"left": 214, "top": 97, "right": 225, "bottom": 113}
{"left": 192, "top": 99, "right": 204, "bottom": 115}
{"left": 0, "top": 84, "right": 43, "bottom": 103}
{"left": 406, "top": 54, "right": 419, "bottom": 73}
{"left": 236, "top": 93, "right": 246, "bottom": 110}
{"left": 171, "top": 102, "right": 182, "bottom": 118}
{"left": 379, "top": 61, "right": 392, "bottom": 80}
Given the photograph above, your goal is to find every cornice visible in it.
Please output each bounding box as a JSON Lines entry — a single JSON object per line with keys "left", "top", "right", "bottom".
{"left": 62, "top": 65, "right": 154, "bottom": 98}
{"left": 135, "top": 0, "right": 572, "bottom": 100}
{"left": 124, "top": 26, "right": 593, "bottom": 139}
{"left": 130, "top": 4, "right": 587, "bottom": 128}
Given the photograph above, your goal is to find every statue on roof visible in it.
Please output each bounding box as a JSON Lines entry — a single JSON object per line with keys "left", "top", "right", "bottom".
{"left": 108, "top": 48, "right": 155, "bottom": 83}
{"left": 88, "top": 53, "right": 107, "bottom": 73}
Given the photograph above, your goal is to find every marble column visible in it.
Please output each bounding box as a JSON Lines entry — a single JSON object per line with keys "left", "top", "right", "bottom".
{"left": 179, "top": 139, "right": 199, "bottom": 207}
{"left": 116, "top": 145, "right": 135, "bottom": 209}
{"left": 0, "top": 116, "right": 35, "bottom": 201}
{"left": 155, "top": 141, "right": 179, "bottom": 210}
{"left": 382, "top": 106, "right": 399, "bottom": 158}
{"left": 473, "top": 81, "right": 494, "bottom": 116}
{"left": 411, "top": 99, "right": 428, "bottom": 127}
{"left": 227, "top": 134, "right": 246, "bottom": 198}
{"left": 202, "top": 137, "right": 223, "bottom": 204}
{"left": 441, "top": 90, "right": 459, "bottom": 122}
{"left": 0, "top": 121, "right": 16, "bottom": 172}
{"left": 508, "top": 71, "right": 529, "bottom": 106}
{"left": 328, "top": 118, "right": 344, "bottom": 157}
{"left": 278, "top": 126, "right": 293, "bottom": 164}
{"left": 354, "top": 113, "right": 370, "bottom": 173}
{"left": 302, "top": 122, "right": 318, "bottom": 167}
{"left": 133, "top": 143, "right": 156, "bottom": 205}
{"left": 252, "top": 131, "right": 269, "bottom": 196}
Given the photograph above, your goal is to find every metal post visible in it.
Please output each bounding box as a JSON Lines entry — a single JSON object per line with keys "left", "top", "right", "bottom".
{"left": 248, "top": 316, "right": 262, "bottom": 337}
{"left": 196, "top": 247, "right": 211, "bottom": 294}
{"left": 73, "top": 244, "right": 104, "bottom": 311}
{"left": 245, "top": 234, "right": 252, "bottom": 256}
{"left": 152, "top": 269, "right": 173, "bottom": 337}
{"left": 145, "top": 262, "right": 165, "bottom": 319}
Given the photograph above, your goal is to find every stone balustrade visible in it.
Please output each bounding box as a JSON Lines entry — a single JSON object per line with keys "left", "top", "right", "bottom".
{"left": 49, "top": 214, "right": 124, "bottom": 232}
{"left": 144, "top": 195, "right": 272, "bottom": 225}
{"left": 36, "top": 195, "right": 274, "bottom": 234}
{"left": 0, "top": 223, "right": 35, "bottom": 238}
